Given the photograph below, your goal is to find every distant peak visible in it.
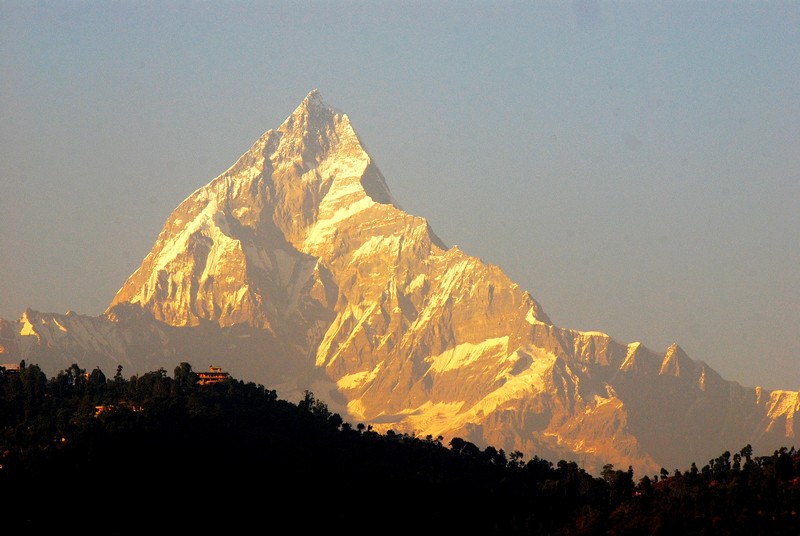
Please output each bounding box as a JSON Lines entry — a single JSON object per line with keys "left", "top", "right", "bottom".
{"left": 279, "top": 89, "right": 342, "bottom": 135}
{"left": 660, "top": 343, "right": 692, "bottom": 376}
{"left": 304, "top": 88, "right": 323, "bottom": 103}
{"left": 665, "top": 343, "right": 687, "bottom": 357}
{"left": 298, "top": 88, "right": 334, "bottom": 115}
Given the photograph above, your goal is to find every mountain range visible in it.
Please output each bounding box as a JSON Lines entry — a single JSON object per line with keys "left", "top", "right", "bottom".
{"left": 1, "top": 90, "right": 797, "bottom": 476}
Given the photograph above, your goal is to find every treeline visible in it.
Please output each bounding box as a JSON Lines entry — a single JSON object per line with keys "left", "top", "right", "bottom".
{"left": 1, "top": 361, "right": 798, "bottom": 535}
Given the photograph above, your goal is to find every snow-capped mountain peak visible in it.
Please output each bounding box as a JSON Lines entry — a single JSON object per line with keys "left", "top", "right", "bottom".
{"left": 3, "top": 90, "right": 797, "bottom": 478}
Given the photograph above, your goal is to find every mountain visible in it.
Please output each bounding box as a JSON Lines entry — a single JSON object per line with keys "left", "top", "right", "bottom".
{"left": 1, "top": 90, "right": 797, "bottom": 476}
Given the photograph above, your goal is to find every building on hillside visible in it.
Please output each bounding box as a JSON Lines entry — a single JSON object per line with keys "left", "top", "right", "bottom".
{"left": 198, "top": 365, "right": 230, "bottom": 385}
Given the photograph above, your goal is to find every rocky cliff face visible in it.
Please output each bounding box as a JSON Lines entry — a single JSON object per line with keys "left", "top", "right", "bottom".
{"left": 2, "top": 90, "right": 797, "bottom": 477}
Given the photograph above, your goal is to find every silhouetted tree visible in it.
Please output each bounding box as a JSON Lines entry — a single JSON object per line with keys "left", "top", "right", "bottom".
{"left": 172, "top": 362, "right": 196, "bottom": 393}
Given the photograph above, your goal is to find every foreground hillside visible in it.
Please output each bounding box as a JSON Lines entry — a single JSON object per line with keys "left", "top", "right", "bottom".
{"left": 1, "top": 362, "right": 798, "bottom": 535}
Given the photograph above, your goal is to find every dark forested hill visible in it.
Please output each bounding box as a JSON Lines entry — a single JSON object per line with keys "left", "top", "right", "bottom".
{"left": 1, "top": 361, "right": 798, "bottom": 535}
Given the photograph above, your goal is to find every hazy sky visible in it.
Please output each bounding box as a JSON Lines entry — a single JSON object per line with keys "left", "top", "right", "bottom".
{"left": 1, "top": 1, "right": 798, "bottom": 391}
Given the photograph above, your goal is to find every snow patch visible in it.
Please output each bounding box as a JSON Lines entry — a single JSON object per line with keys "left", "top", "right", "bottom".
{"left": 371, "top": 347, "right": 558, "bottom": 439}
{"left": 337, "top": 363, "right": 383, "bottom": 390}
{"left": 19, "top": 318, "right": 38, "bottom": 338}
{"left": 768, "top": 390, "right": 800, "bottom": 417}
{"left": 765, "top": 391, "right": 800, "bottom": 436}
{"left": 407, "top": 273, "right": 427, "bottom": 293}
{"left": 304, "top": 189, "right": 374, "bottom": 248}
{"left": 619, "top": 342, "right": 642, "bottom": 371}
{"left": 153, "top": 196, "right": 230, "bottom": 274}
{"left": 579, "top": 330, "right": 609, "bottom": 338}
{"left": 351, "top": 234, "right": 400, "bottom": 261}
{"left": 426, "top": 337, "right": 509, "bottom": 373}
{"left": 315, "top": 303, "right": 380, "bottom": 367}
{"left": 368, "top": 401, "right": 466, "bottom": 436}
{"left": 483, "top": 347, "right": 556, "bottom": 406}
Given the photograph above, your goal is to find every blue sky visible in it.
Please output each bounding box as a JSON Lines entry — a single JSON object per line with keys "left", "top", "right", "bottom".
{"left": 1, "top": 1, "right": 798, "bottom": 390}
